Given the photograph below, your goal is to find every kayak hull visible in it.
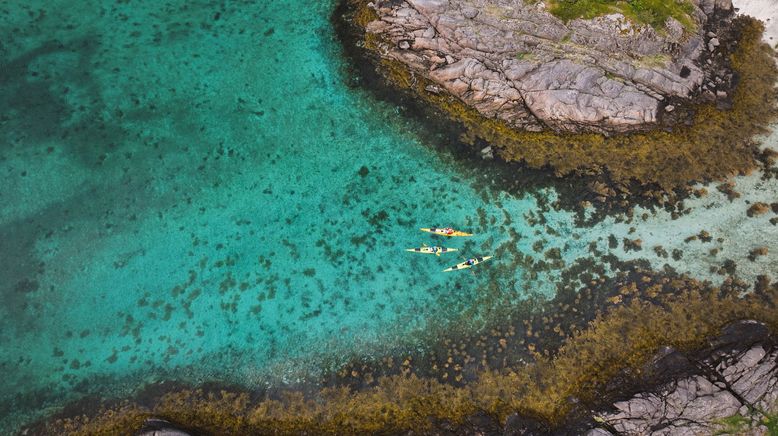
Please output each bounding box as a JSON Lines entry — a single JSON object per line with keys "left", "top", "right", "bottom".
{"left": 443, "top": 256, "right": 492, "bottom": 272}
{"left": 405, "top": 247, "right": 458, "bottom": 254}
{"left": 420, "top": 227, "right": 472, "bottom": 237}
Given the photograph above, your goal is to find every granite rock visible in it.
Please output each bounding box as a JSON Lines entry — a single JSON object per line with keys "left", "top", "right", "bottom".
{"left": 589, "top": 321, "right": 777, "bottom": 435}
{"left": 364, "top": 0, "right": 735, "bottom": 133}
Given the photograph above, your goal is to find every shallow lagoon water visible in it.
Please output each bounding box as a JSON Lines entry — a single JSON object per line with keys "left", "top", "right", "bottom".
{"left": 0, "top": 0, "right": 589, "bottom": 429}
{"left": 0, "top": 0, "right": 776, "bottom": 432}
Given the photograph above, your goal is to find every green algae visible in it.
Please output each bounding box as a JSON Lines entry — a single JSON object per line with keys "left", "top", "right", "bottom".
{"left": 546, "top": 0, "right": 696, "bottom": 30}
{"left": 715, "top": 405, "right": 778, "bottom": 435}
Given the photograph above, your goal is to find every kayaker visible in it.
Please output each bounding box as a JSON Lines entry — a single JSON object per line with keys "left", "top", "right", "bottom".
{"left": 444, "top": 227, "right": 454, "bottom": 235}
{"left": 465, "top": 258, "right": 475, "bottom": 266}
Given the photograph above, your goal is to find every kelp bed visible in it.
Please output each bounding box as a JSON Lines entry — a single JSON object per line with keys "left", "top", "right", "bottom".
{"left": 352, "top": 1, "right": 778, "bottom": 196}
{"left": 40, "top": 277, "right": 778, "bottom": 434}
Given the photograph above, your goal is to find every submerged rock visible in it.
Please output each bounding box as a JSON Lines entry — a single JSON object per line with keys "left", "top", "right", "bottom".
{"left": 480, "top": 145, "right": 494, "bottom": 159}
{"left": 361, "top": 0, "right": 735, "bottom": 134}
{"left": 749, "top": 246, "right": 769, "bottom": 261}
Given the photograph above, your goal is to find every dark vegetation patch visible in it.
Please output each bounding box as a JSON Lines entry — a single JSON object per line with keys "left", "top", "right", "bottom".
{"left": 748, "top": 247, "right": 768, "bottom": 262}
{"left": 622, "top": 238, "right": 642, "bottom": 252}
{"left": 653, "top": 245, "right": 668, "bottom": 258}
{"left": 14, "top": 278, "right": 39, "bottom": 293}
{"left": 747, "top": 202, "right": 771, "bottom": 217}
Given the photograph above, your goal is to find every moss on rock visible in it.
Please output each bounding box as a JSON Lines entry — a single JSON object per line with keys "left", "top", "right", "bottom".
{"left": 546, "top": 0, "right": 697, "bottom": 30}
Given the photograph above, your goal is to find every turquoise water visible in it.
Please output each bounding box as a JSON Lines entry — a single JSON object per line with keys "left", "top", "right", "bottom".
{"left": 0, "top": 0, "right": 596, "bottom": 430}
{"left": 2, "top": 0, "right": 776, "bottom": 432}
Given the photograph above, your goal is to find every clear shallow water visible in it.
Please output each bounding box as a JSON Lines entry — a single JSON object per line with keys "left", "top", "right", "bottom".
{"left": 1, "top": 0, "right": 776, "bottom": 432}
{"left": 0, "top": 0, "right": 592, "bottom": 430}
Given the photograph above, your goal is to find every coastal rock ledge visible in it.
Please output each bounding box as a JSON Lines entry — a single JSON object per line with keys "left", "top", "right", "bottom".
{"left": 586, "top": 320, "right": 777, "bottom": 436}
{"left": 362, "top": 0, "right": 736, "bottom": 134}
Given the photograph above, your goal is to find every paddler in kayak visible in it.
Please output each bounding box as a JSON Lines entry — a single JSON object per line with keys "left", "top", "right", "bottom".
{"left": 405, "top": 244, "right": 457, "bottom": 256}
{"left": 443, "top": 256, "right": 492, "bottom": 272}
{"left": 419, "top": 227, "right": 473, "bottom": 237}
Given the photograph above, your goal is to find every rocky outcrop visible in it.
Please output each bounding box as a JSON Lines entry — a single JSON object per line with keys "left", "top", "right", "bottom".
{"left": 361, "top": 0, "right": 736, "bottom": 134}
{"left": 586, "top": 321, "right": 777, "bottom": 435}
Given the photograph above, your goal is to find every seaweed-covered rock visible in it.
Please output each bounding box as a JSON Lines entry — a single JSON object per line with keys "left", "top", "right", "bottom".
{"left": 747, "top": 202, "right": 771, "bottom": 217}
{"left": 362, "top": 0, "right": 734, "bottom": 134}
{"left": 749, "top": 246, "right": 769, "bottom": 261}
{"left": 503, "top": 413, "right": 549, "bottom": 436}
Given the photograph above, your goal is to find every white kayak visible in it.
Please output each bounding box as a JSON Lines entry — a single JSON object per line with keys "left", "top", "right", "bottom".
{"left": 405, "top": 246, "right": 458, "bottom": 256}
{"left": 443, "top": 256, "right": 492, "bottom": 272}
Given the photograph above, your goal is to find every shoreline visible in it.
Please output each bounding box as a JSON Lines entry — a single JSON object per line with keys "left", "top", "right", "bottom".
{"left": 346, "top": 0, "right": 778, "bottom": 201}
{"left": 333, "top": 0, "right": 704, "bottom": 219}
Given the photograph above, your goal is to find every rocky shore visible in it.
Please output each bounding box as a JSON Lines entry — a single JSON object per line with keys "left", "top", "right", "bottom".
{"left": 585, "top": 320, "right": 777, "bottom": 436}
{"left": 343, "top": 0, "right": 778, "bottom": 195}
{"left": 448, "top": 320, "right": 778, "bottom": 435}
{"left": 27, "top": 276, "right": 778, "bottom": 435}
{"left": 363, "top": 0, "right": 737, "bottom": 134}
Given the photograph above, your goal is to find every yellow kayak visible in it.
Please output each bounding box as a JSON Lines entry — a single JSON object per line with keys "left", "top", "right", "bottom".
{"left": 443, "top": 256, "right": 492, "bottom": 272}
{"left": 420, "top": 227, "right": 472, "bottom": 237}
{"left": 405, "top": 245, "right": 458, "bottom": 256}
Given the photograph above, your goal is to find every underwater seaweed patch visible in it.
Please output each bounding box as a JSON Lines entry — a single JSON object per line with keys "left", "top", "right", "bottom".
{"left": 38, "top": 275, "right": 778, "bottom": 435}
